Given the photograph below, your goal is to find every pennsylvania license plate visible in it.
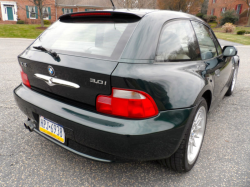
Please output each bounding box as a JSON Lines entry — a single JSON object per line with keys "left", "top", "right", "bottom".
{"left": 39, "top": 116, "right": 65, "bottom": 143}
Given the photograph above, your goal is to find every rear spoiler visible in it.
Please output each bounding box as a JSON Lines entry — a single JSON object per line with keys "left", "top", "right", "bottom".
{"left": 59, "top": 11, "right": 142, "bottom": 22}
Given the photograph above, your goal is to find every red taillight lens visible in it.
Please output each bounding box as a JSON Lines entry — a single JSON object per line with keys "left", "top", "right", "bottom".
{"left": 20, "top": 68, "right": 31, "bottom": 88}
{"left": 71, "top": 13, "right": 111, "bottom": 17}
{"left": 96, "top": 88, "right": 159, "bottom": 119}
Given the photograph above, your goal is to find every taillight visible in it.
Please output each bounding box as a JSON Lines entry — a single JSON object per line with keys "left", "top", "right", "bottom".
{"left": 71, "top": 13, "right": 111, "bottom": 17}
{"left": 20, "top": 68, "right": 31, "bottom": 88}
{"left": 96, "top": 88, "right": 159, "bottom": 119}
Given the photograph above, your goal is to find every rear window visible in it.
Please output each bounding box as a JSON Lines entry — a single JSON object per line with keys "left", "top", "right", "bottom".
{"left": 31, "top": 20, "right": 138, "bottom": 60}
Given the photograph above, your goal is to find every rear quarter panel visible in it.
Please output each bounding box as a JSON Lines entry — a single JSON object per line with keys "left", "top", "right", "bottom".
{"left": 111, "top": 62, "right": 210, "bottom": 111}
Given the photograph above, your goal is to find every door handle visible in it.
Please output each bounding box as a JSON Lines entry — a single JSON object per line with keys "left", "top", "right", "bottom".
{"left": 215, "top": 69, "right": 220, "bottom": 76}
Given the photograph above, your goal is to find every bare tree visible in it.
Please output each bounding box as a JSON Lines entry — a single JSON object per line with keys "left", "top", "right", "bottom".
{"left": 114, "top": 0, "right": 135, "bottom": 9}
{"left": 34, "top": 0, "right": 53, "bottom": 27}
{"left": 220, "top": 0, "right": 250, "bottom": 26}
{"left": 113, "top": 0, "right": 156, "bottom": 9}
{"left": 241, "top": 0, "right": 250, "bottom": 25}
{"left": 28, "top": 0, "right": 54, "bottom": 27}
{"left": 157, "top": 0, "right": 204, "bottom": 13}
{"left": 136, "top": 0, "right": 157, "bottom": 9}
{"left": 201, "top": 0, "right": 209, "bottom": 14}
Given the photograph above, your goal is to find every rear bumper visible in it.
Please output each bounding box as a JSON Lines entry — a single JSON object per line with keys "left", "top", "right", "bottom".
{"left": 14, "top": 84, "right": 197, "bottom": 162}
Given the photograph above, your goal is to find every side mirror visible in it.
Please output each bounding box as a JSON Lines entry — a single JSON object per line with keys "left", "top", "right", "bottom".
{"left": 222, "top": 46, "right": 237, "bottom": 57}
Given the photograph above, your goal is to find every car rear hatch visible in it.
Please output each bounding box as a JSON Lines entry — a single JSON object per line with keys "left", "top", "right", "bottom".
{"left": 18, "top": 11, "right": 141, "bottom": 110}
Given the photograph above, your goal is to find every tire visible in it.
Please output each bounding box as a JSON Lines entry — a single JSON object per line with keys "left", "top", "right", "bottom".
{"left": 158, "top": 98, "right": 208, "bottom": 172}
{"left": 225, "top": 65, "right": 238, "bottom": 96}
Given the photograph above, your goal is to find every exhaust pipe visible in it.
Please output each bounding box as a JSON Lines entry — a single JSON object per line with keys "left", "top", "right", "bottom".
{"left": 24, "top": 119, "right": 36, "bottom": 132}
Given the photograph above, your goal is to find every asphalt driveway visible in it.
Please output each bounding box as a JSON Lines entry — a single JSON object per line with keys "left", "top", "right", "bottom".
{"left": 0, "top": 38, "right": 249, "bottom": 186}
{"left": 218, "top": 39, "right": 244, "bottom": 47}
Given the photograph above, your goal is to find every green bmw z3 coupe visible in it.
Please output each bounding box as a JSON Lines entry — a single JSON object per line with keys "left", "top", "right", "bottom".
{"left": 14, "top": 9, "right": 239, "bottom": 172}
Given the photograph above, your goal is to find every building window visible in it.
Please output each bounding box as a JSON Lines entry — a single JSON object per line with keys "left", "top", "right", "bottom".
{"left": 63, "top": 8, "right": 72, "bottom": 14}
{"left": 213, "top": 0, "right": 216, "bottom": 4}
{"left": 42, "top": 7, "right": 49, "bottom": 19}
{"left": 85, "top": 9, "right": 96, "bottom": 11}
{"left": 236, "top": 4, "right": 242, "bottom": 14}
{"left": 29, "top": 6, "right": 36, "bottom": 19}
{"left": 221, "top": 7, "right": 226, "bottom": 13}
{"left": 211, "top": 9, "right": 214, "bottom": 15}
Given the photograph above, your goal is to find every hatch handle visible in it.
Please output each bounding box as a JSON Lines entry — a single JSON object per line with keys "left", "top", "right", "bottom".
{"left": 34, "top": 74, "right": 80, "bottom": 89}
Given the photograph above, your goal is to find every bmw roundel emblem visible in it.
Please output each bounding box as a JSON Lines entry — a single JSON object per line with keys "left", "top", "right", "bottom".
{"left": 48, "top": 66, "right": 55, "bottom": 76}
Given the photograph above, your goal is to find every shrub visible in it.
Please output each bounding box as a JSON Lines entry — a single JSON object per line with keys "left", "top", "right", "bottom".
{"left": 16, "top": 20, "right": 24, "bottom": 24}
{"left": 43, "top": 20, "right": 51, "bottom": 25}
{"left": 200, "top": 14, "right": 206, "bottom": 21}
{"left": 202, "top": 15, "right": 217, "bottom": 23}
{"left": 196, "top": 13, "right": 203, "bottom": 19}
{"left": 245, "top": 31, "right": 250, "bottom": 34}
{"left": 202, "top": 15, "right": 210, "bottom": 22}
{"left": 237, "top": 30, "right": 246, "bottom": 35}
{"left": 222, "top": 23, "right": 236, "bottom": 33}
{"left": 210, "top": 15, "right": 217, "bottom": 22}
{"left": 220, "top": 10, "right": 239, "bottom": 25}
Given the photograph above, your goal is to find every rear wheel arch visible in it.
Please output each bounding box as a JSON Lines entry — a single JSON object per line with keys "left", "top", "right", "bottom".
{"left": 194, "top": 87, "right": 212, "bottom": 112}
{"left": 201, "top": 90, "right": 212, "bottom": 111}
{"left": 158, "top": 97, "right": 208, "bottom": 172}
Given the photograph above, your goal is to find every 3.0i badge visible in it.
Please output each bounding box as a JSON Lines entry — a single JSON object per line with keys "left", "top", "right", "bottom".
{"left": 48, "top": 66, "right": 55, "bottom": 76}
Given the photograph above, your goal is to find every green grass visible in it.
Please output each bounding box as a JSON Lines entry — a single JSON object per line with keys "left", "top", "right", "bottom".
{"left": 209, "top": 22, "right": 218, "bottom": 28}
{"left": 1, "top": 24, "right": 250, "bottom": 45}
{"left": 214, "top": 32, "right": 250, "bottom": 45}
{"left": 0, "top": 24, "right": 48, "bottom": 39}
{"left": 213, "top": 26, "right": 250, "bottom": 45}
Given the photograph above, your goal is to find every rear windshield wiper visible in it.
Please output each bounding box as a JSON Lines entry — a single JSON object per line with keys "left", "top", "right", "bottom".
{"left": 33, "top": 46, "right": 60, "bottom": 61}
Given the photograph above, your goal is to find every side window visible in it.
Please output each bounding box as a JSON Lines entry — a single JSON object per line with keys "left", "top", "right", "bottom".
{"left": 191, "top": 21, "right": 217, "bottom": 60}
{"left": 210, "top": 30, "right": 223, "bottom": 56}
{"left": 215, "top": 40, "right": 222, "bottom": 55}
{"left": 156, "top": 20, "right": 201, "bottom": 62}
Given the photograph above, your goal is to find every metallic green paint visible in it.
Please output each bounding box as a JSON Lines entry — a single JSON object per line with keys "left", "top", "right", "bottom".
{"left": 13, "top": 10, "right": 240, "bottom": 162}
{"left": 14, "top": 84, "right": 197, "bottom": 161}
{"left": 112, "top": 62, "right": 207, "bottom": 110}
{"left": 14, "top": 84, "right": 193, "bottom": 136}
{"left": 121, "top": 12, "right": 200, "bottom": 61}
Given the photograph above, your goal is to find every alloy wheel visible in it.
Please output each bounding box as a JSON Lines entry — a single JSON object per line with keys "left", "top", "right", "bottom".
{"left": 231, "top": 67, "right": 238, "bottom": 92}
{"left": 187, "top": 106, "right": 206, "bottom": 165}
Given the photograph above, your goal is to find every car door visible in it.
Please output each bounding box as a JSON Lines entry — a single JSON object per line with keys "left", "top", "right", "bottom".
{"left": 191, "top": 21, "right": 232, "bottom": 99}
{"left": 210, "top": 29, "right": 234, "bottom": 96}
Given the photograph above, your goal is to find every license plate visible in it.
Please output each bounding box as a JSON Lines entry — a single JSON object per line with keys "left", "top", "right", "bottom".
{"left": 39, "top": 116, "right": 65, "bottom": 143}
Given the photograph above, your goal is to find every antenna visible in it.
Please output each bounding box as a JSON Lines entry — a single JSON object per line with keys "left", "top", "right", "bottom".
{"left": 110, "top": 0, "right": 116, "bottom": 10}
